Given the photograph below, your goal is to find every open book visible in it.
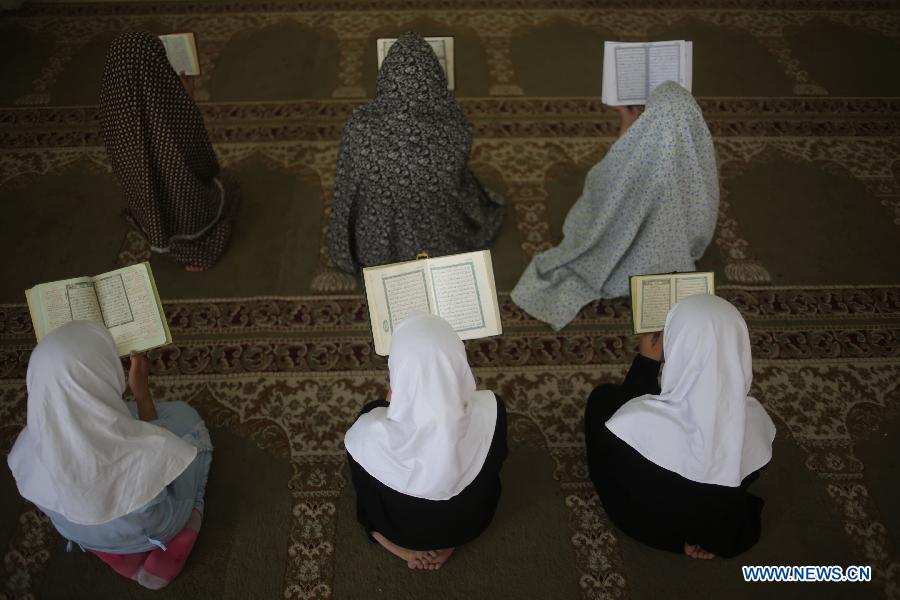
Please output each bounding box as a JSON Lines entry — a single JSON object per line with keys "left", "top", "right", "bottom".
{"left": 602, "top": 40, "right": 692, "bottom": 105}
{"left": 377, "top": 36, "right": 455, "bottom": 90}
{"left": 363, "top": 250, "right": 501, "bottom": 355}
{"left": 629, "top": 271, "right": 714, "bottom": 334}
{"left": 25, "top": 262, "right": 172, "bottom": 357}
{"left": 159, "top": 32, "right": 200, "bottom": 76}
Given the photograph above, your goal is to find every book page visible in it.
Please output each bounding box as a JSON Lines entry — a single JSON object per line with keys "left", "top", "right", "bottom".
{"left": 636, "top": 277, "right": 672, "bottom": 332}
{"left": 427, "top": 37, "right": 454, "bottom": 90}
{"left": 601, "top": 42, "right": 617, "bottom": 104}
{"left": 614, "top": 45, "right": 648, "bottom": 103}
{"left": 426, "top": 250, "right": 502, "bottom": 340}
{"left": 66, "top": 281, "right": 103, "bottom": 322}
{"left": 95, "top": 273, "right": 134, "bottom": 327}
{"left": 647, "top": 42, "right": 682, "bottom": 92}
{"left": 376, "top": 38, "right": 393, "bottom": 68}
{"left": 382, "top": 270, "right": 431, "bottom": 331}
{"left": 604, "top": 40, "right": 691, "bottom": 105}
{"left": 159, "top": 33, "right": 200, "bottom": 76}
{"left": 674, "top": 272, "right": 713, "bottom": 303}
{"left": 93, "top": 263, "right": 169, "bottom": 356}
{"left": 363, "top": 259, "right": 434, "bottom": 355}
{"left": 376, "top": 38, "right": 393, "bottom": 67}
{"left": 684, "top": 42, "right": 693, "bottom": 91}
{"left": 30, "top": 277, "right": 102, "bottom": 340}
{"left": 377, "top": 36, "right": 455, "bottom": 89}
{"left": 430, "top": 262, "right": 485, "bottom": 331}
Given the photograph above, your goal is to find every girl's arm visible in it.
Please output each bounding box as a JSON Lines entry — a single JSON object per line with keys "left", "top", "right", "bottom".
{"left": 129, "top": 352, "right": 158, "bottom": 421}
{"left": 622, "top": 332, "right": 664, "bottom": 396}
{"left": 612, "top": 105, "right": 642, "bottom": 137}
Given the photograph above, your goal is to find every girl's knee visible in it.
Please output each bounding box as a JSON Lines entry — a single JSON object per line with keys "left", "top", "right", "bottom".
{"left": 155, "top": 401, "right": 203, "bottom": 434}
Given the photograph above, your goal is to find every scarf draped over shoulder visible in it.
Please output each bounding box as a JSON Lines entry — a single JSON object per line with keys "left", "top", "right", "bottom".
{"left": 7, "top": 322, "right": 197, "bottom": 525}
{"left": 99, "top": 31, "right": 232, "bottom": 270}
{"left": 605, "top": 295, "right": 776, "bottom": 487}
{"left": 512, "top": 82, "right": 718, "bottom": 330}
{"left": 344, "top": 313, "right": 497, "bottom": 500}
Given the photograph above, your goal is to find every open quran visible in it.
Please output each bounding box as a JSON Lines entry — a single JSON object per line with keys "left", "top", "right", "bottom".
{"left": 602, "top": 40, "right": 692, "bottom": 105}
{"left": 363, "top": 250, "right": 501, "bottom": 355}
{"left": 159, "top": 32, "right": 200, "bottom": 76}
{"left": 629, "top": 271, "right": 714, "bottom": 334}
{"left": 26, "top": 262, "right": 172, "bottom": 357}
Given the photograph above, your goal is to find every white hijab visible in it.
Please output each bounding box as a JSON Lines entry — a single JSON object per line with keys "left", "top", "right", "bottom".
{"left": 344, "top": 313, "right": 497, "bottom": 501}
{"left": 605, "top": 295, "right": 775, "bottom": 487}
{"left": 7, "top": 321, "right": 197, "bottom": 525}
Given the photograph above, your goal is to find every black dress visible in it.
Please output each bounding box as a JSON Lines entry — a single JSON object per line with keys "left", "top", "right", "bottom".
{"left": 347, "top": 395, "right": 508, "bottom": 550}
{"left": 585, "top": 355, "right": 766, "bottom": 558}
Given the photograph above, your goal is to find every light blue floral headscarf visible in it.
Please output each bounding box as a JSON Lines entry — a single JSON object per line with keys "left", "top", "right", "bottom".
{"left": 511, "top": 82, "right": 719, "bottom": 330}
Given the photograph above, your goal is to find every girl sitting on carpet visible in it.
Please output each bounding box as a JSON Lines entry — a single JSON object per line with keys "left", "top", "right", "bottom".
{"left": 511, "top": 82, "right": 719, "bottom": 330}
{"left": 584, "top": 294, "right": 775, "bottom": 559}
{"left": 100, "top": 31, "right": 238, "bottom": 273}
{"left": 345, "top": 313, "right": 508, "bottom": 570}
{"left": 7, "top": 321, "right": 213, "bottom": 589}
{"left": 328, "top": 31, "right": 504, "bottom": 273}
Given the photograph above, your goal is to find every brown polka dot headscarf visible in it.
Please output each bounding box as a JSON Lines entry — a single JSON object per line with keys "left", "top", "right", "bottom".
{"left": 99, "top": 31, "right": 232, "bottom": 270}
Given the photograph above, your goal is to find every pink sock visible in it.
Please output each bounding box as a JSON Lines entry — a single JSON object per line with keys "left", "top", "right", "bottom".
{"left": 136, "top": 509, "right": 203, "bottom": 590}
{"left": 89, "top": 549, "right": 150, "bottom": 579}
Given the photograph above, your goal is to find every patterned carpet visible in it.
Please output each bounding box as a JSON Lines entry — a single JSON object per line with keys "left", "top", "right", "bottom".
{"left": 1, "top": 1, "right": 900, "bottom": 599}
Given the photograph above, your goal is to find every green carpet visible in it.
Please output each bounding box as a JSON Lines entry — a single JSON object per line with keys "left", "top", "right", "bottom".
{"left": 31, "top": 425, "right": 293, "bottom": 599}
{"left": 334, "top": 446, "right": 581, "bottom": 600}
{"left": 1, "top": 1, "right": 899, "bottom": 599}
{"left": 617, "top": 436, "right": 880, "bottom": 600}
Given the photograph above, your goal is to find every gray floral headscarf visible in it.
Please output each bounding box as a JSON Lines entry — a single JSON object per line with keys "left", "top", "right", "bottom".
{"left": 328, "top": 31, "right": 503, "bottom": 272}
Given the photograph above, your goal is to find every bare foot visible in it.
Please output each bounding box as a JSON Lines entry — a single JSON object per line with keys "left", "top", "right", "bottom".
{"left": 371, "top": 532, "right": 455, "bottom": 571}
{"left": 406, "top": 551, "right": 432, "bottom": 570}
{"left": 184, "top": 265, "right": 205, "bottom": 273}
{"left": 684, "top": 542, "right": 715, "bottom": 560}
{"left": 417, "top": 548, "right": 455, "bottom": 570}
{"left": 371, "top": 532, "right": 414, "bottom": 563}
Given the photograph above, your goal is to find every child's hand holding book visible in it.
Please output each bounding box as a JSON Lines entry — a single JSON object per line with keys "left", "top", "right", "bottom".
{"left": 638, "top": 330, "right": 664, "bottom": 362}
